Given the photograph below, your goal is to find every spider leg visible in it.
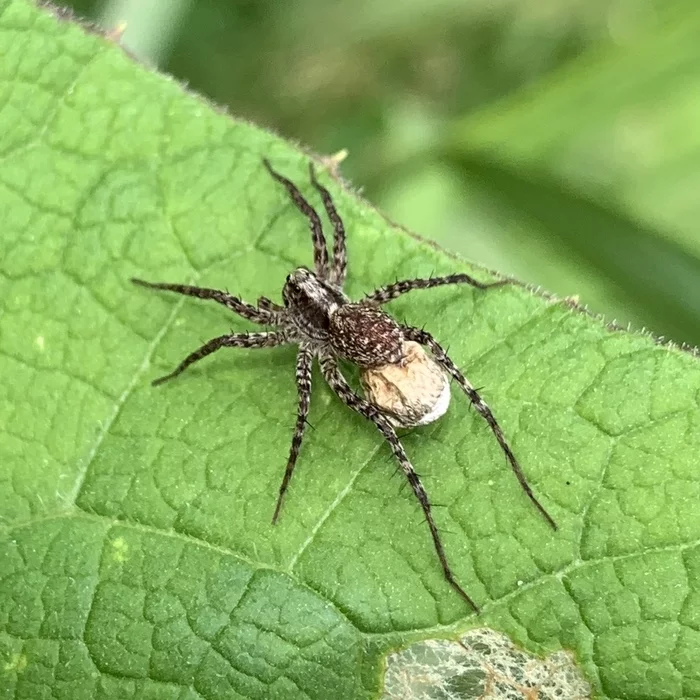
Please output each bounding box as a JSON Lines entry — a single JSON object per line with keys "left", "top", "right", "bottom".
{"left": 402, "top": 326, "right": 557, "bottom": 531}
{"left": 132, "top": 279, "right": 279, "bottom": 325}
{"left": 272, "top": 344, "right": 313, "bottom": 524}
{"left": 319, "top": 353, "right": 479, "bottom": 612}
{"left": 257, "top": 296, "right": 285, "bottom": 314}
{"left": 364, "top": 274, "right": 508, "bottom": 305}
{"left": 152, "top": 331, "right": 286, "bottom": 386}
{"left": 262, "top": 159, "right": 330, "bottom": 278}
{"left": 309, "top": 163, "right": 347, "bottom": 288}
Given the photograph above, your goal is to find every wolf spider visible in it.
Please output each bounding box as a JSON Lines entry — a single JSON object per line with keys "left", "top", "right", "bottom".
{"left": 132, "top": 159, "right": 556, "bottom": 611}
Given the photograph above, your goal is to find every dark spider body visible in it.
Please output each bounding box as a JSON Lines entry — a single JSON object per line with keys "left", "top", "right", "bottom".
{"left": 132, "top": 159, "right": 557, "bottom": 612}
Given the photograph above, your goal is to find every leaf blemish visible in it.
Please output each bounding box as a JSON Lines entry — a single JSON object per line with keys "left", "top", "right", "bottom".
{"left": 110, "top": 536, "right": 129, "bottom": 562}
{"left": 4, "top": 653, "right": 28, "bottom": 674}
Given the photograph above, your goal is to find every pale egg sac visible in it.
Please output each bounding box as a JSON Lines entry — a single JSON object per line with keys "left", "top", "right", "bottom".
{"left": 360, "top": 341, "right": 450, "bottom": 428}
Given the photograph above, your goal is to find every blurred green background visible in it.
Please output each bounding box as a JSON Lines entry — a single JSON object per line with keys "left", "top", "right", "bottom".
{"left": 58, "top": 0, "right": 700, "bottom": 347}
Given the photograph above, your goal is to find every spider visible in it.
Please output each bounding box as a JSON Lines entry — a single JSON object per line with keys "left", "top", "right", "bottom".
{"left": 132, "top": 159, "right": 557, "bottom": 612}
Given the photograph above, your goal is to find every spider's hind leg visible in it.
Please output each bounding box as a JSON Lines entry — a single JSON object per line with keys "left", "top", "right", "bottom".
{"left": 402, "top": 325, "right": 557, "bottom": 531}
{"left": 319, "top": 352, "right": 480, "bottom": 612}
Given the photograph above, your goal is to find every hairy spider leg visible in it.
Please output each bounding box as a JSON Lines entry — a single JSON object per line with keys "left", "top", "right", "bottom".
{"left": 308, "top": 163, "right": 347, "bottom": 288}
{"left": 131, "top": 278, "right": 279, "bottom": 325}
{"left": 263, "top": 159, "right": 330, "bottom": 278}
{"left": 257, "top": 296, "right": 285, "bottom": 313}
{"left": 272, "top": 344, "right": 314, "bottom": 524}
{"left": 319, "top": 353, "right": 480, "bottom": 612}
{"left": 151, "top": 331, "right": 286, "bottom": 386}
{"left": 403, "top": 326, "right": 557, "bottom": 531}
{"left": 364, "top": 273, "right": 508, "bottom": 305}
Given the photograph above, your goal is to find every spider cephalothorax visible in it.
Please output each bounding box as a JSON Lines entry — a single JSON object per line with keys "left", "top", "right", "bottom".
{"left": 282, "top": 267, "right": 403, "bottom": 365}
{"left": 132, "top": 159, "right": 557, "bottom": 611}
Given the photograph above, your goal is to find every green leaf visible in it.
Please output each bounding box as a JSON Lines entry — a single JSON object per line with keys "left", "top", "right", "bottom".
{"left": 1, "top": 2, "right": 700, "bottom": 699}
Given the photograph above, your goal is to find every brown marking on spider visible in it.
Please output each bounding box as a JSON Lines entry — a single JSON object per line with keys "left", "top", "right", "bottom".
{"left": 132, "top": 159, "right": 557, "bottom": 612}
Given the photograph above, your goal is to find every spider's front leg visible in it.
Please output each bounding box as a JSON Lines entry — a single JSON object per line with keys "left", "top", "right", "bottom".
{"left": 272, "top": 344, "right": 314, "bottom": 523}
{"left": 263, "top": 159, "right": 330, "bottom": 278}
{"left": 402, "top": 326, "right": 557, "bottom": 531}
{"left": 319, "top": 353, "right": 480, "bottom": 612}
{"left": 151, "top": 331, "right": 286, "bottom": 386}
{"left": 364, "top": 273, "right": 508, "bottom": 305}
{"left": 308, "top": 164, "right": 347, "bottom": 288}
{"left": 257, "top": 296, "right": 285, "bottom": 314}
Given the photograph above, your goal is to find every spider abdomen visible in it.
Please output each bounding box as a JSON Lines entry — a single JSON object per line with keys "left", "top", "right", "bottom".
{"left": 329, "top": 304, "right": 404, "bottom": 368}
